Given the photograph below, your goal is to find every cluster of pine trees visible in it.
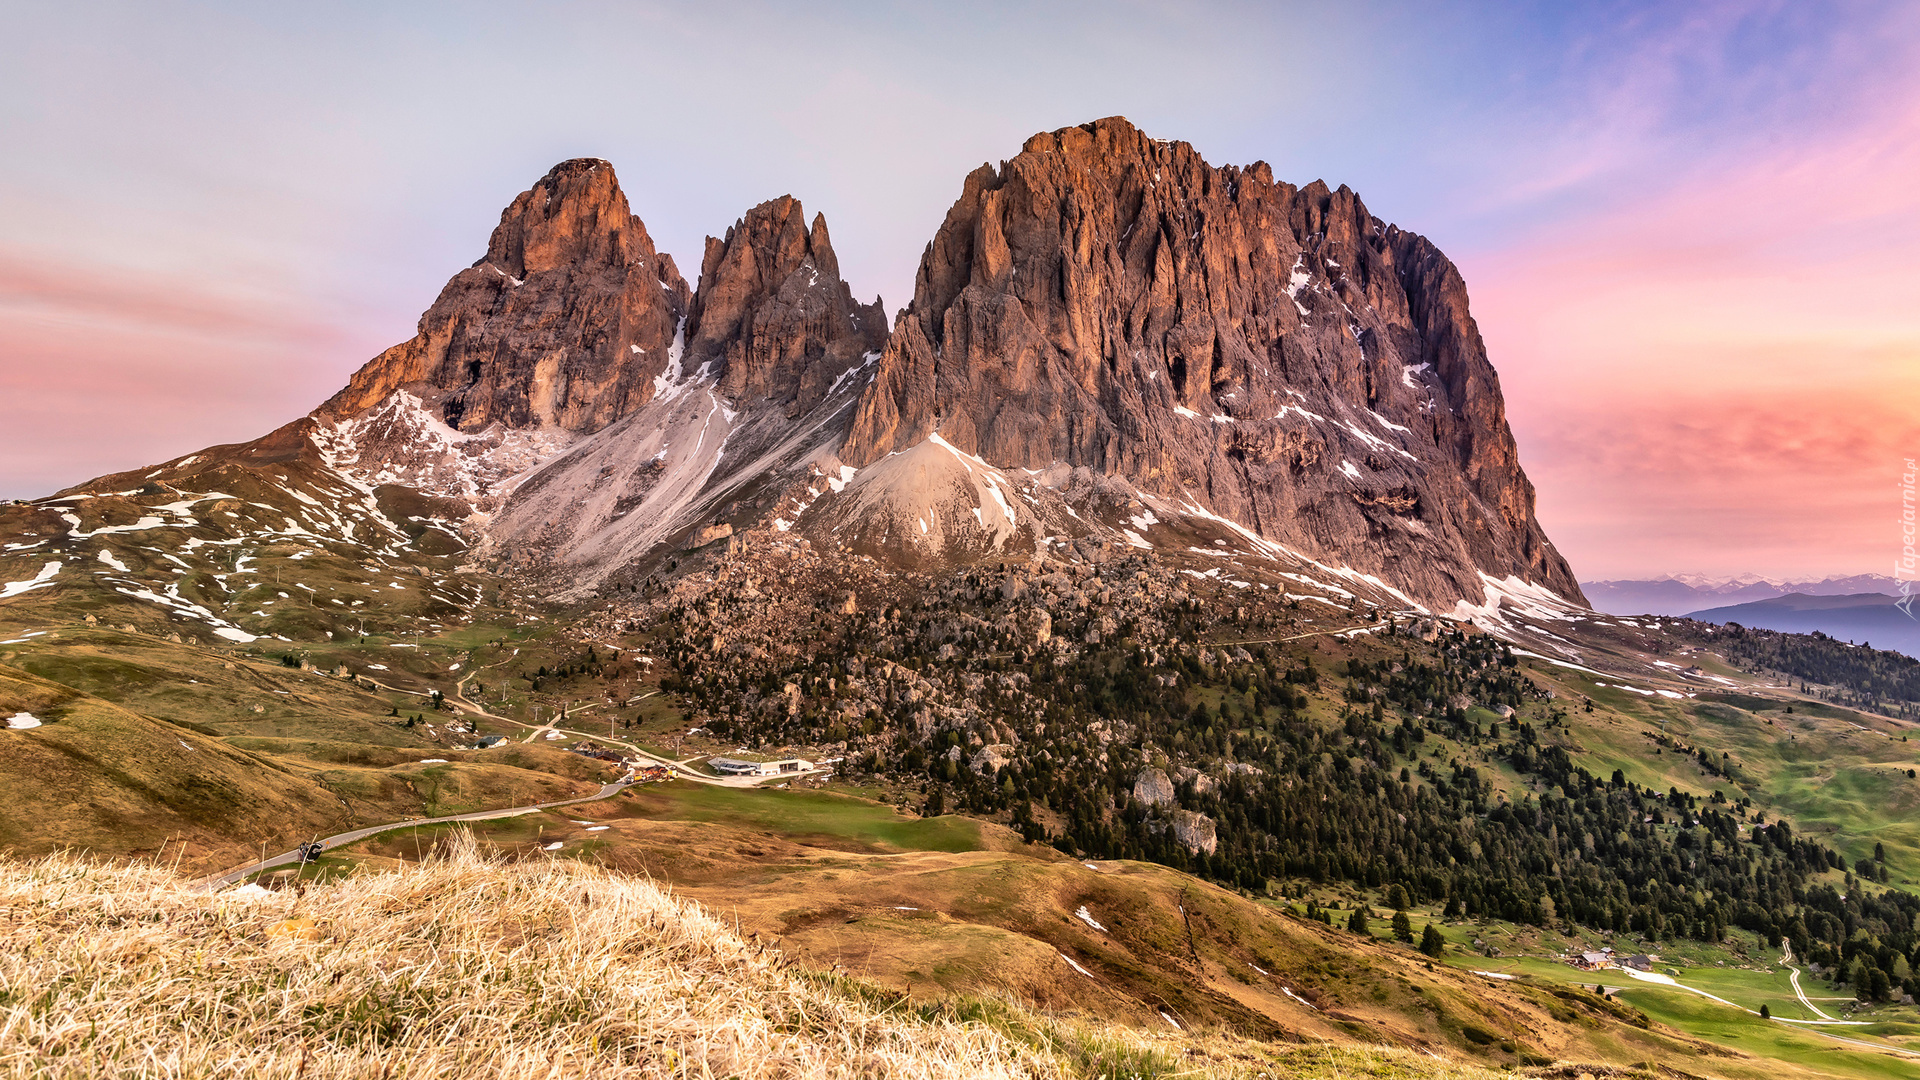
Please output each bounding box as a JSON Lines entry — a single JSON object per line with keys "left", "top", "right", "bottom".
{"left": 652, "top": 577, "right": 1920, "bottom": 1001}
{"left": 1789, "top": 866, "right": 1920, "bottom": 1002}
{"left": 1683, "top": 622, "right": 1920, "bottom": 713}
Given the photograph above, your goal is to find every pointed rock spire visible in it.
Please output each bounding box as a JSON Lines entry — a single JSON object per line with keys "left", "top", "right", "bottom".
{"left": 318, "top": 158, "right": 690, "bottom": 433}
{"left": 686, "top": 195, "right": 885, "bottom": 415}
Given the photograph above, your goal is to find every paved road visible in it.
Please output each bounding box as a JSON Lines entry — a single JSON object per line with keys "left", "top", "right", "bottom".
{"left": 1787, "top": 967, "right": 1842, "bottom": 1021}
{"left": 195, "top": 776, "right": 636, "bottom": 892}
{"left": 197, "top": 720, "right": 825, "bottom": 890}
{"left": 198, "top": 657, "right": 822, "bottom": 888}
{"left": 435, "top": 671, "right": 804, "bottom": 789}
{"left": 540, "top": 725, "right": 817, "bottom": 789}
{"left": 1610, "top": 954, "right": 1914, "bottom": 1060}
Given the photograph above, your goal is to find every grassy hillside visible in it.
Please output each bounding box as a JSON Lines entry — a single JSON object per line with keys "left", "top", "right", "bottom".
{"left": 0, "top": 662, "right": 349, "bottom": 870}
{"left": 1498, "top": 654, "right": 1920, "bottom": 878}
{"left": 289, "top": 782, "right": 1920, "bottom": 1078}
{"left": 0, "top": 839, "right": 1541, "bottom": 1080}
{"left": 9, "top": 502, "right": 1920, "bottom": 1077}
{"left": 0, "top": 624, "right": 605, "bottom": 873}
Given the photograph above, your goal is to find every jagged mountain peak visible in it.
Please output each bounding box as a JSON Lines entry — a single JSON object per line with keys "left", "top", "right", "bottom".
{"left": 316, "top": 158, "right": 692, "bottom": 443}
{"left": 687, "top": 195, "right": 886, "bottom": 415}
{"left": 471, "top": 191, "right": 886, "bottom": 601}
{"left": 478, "top": 157, "right": 650, "bottom": 278}
{"left": 839, "top": 116, "right": 1581, "bottom": 611}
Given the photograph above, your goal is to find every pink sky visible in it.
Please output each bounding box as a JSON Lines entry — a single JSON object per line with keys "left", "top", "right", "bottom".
{"left": 1473, "top": 89, "right": 1920, "bottom": 580}
{"left": 2, "top": 2, "right": 1914, "bottom": 584}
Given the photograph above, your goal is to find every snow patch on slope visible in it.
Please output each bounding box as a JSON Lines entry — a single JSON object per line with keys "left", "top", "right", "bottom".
{"left": 311, "top": 389, "right": 576, "bottom": 504}
{"left": 0, "top": 561, "right": 62, "bottom": 599}
{"left": 1284, "top": 254, "right": 1312, "bottom": 316}
{"left": 1450, "top": 573, "right": 1586, "bottom": 632}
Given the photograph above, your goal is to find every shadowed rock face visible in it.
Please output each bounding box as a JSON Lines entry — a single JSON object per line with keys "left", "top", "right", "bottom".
{"left": 317, "top": 158, "right": 692, "bottom": 434}
{"left": 687, "top": 196, "right": 888, "bottom": 417}
{"left": 467, "top": 195, "right": 885, "bottom": 599}
{"left": 842, "top": 117, "right": 1582, "bottom": 608}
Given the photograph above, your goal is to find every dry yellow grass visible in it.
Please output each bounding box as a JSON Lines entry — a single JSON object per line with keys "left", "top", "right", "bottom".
{"left": 0, "top": 838, "right": 1061, "bottom": 1079}
{"left": 0, "top": 838, "right": 1539, "bottom": 1080}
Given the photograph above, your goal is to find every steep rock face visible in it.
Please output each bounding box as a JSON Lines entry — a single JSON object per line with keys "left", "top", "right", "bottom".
{"left": 843, "top": 117, "right": 1580, "bottom": 608}
{"left": 318, "top": 159, "right": 691, "bottom": 435}
{"left": 477, "top": 199, "right": 884, "bottom": 597}
{"left": 686, "top": 196, "right": 887, "bottom": 416}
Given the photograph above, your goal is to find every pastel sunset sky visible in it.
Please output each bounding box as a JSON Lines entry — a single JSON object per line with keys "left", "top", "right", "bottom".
{"left": 2, "top": 1, "right": 1915, "bottom": 583}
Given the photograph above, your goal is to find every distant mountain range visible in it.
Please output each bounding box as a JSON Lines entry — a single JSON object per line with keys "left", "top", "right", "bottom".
{"left": 1580, "top": 575, "right": 1904, "bottom": 616}
{"left": 1580, "top": 576, "right": 1920, "bottom": 660}
{"left": 1681, "top": 591, "right": 1920, "bottom": 661}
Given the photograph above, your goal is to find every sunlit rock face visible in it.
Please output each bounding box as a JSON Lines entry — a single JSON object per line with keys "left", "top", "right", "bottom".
{"left": 844, "top": 116, "right": 1581, "bottom": 609}
{"left": 317, "top": 158, "right": 692, "bottom": 438}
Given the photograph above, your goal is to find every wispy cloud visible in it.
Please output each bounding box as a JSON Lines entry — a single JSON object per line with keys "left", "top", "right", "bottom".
{"left": 1472, "top": 25, "right": 1920, "bottom": 579}
{"left": 0, "top": 252, "right": 351, "bottom": 345}
{"left": 0, "top": 250, "right": 381, "bottom": 496}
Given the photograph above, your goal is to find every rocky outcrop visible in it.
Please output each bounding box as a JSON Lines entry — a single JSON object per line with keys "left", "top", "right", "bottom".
{"left": 1132, "top": 768, "right": 1174, "bottom": 807}
{"left": 318, "top": 158, "right": 691, "bottom": 434}
{"left": 1170, "top": 809, "right": 1218, "bottom": 855}
{"left": 686, "top": 196, "right": 887, "bottom": 417}
{"left": 970, "top": 744, "right": 1015, "bottom": 775}
{"left": 841, "top": 117, "right": 1581, "bottom": 609}
{"left": 1171, "top": 766, "right": 1216, "bottom": 797}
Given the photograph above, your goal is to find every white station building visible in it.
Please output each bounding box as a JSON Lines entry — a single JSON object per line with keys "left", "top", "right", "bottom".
{"left": 707, "top": 757, "right": 814, "bottom": 778}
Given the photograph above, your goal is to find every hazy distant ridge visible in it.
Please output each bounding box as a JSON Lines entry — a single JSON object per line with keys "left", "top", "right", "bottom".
{"left": 1580, "top": 574, "right": 1903, "bottom": 617}
{"left": 1680, "top": 590, "right": 1920, "bottom": 661}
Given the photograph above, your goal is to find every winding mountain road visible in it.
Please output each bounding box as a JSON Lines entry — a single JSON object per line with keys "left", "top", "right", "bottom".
{"left": 199, "top": 675, "right": 823, "bottom": 890}
{"left": 195, "top": 647, "right": 828, "bottom": 892}
{"left": 1787, "top": 966, "right": 1842, "bottom": 1021}
{"left": 195, "top": 776, "right": 638, "bottom": 892}
{"left": 1780, "top": 941, "right": 1844, "bottom": 1022}
{"left": 1607, "top": 947, "right": 1915, "bottom": 1060}
{"left": 367, "top": 662, "right": 806, "bottom": 789}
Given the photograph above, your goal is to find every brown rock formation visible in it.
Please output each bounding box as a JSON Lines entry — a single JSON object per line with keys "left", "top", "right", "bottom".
{"left": 686, "top": 195, "right": 886, "bottom": 416}
{"left": 469, "top": 196, "right": 886, "bottom": 598}
{"left": 137, "top": 132, "right": 1579, "bottom": 613}
{"left": 318, "top": 158, "right": 691, "bottom": 433}
{"left": 842, "top": 117, "right": 1581, "bottom": 607}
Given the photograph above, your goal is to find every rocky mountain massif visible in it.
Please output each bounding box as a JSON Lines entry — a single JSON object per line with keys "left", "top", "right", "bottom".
{"left": 844, "top": 119, "right": 1578, "bottom": 609}
{"left": 4, "top": 116, "right": 1582, "bottom": 648}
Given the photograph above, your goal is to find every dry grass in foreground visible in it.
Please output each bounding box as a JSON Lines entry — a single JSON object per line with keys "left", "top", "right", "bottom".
{"left": 0, "top": 838, "right": 1530, "bottom": 1079}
